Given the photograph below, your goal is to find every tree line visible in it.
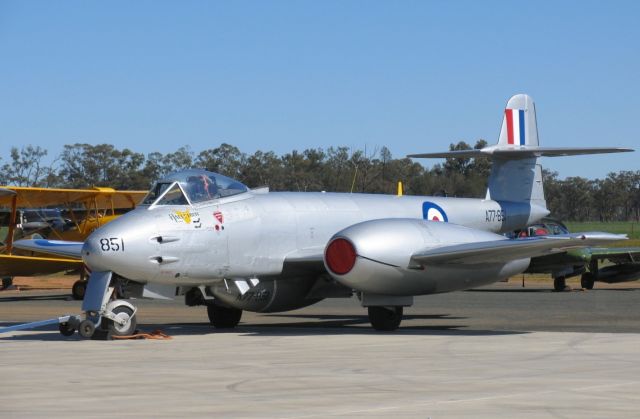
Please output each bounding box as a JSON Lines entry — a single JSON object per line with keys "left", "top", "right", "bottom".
{"left": 0, "top": 142, "right": 638, "bottom": 222}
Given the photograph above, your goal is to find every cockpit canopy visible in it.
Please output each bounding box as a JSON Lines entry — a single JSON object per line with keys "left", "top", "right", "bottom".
{"left": 141, "top": 169, "right": 248, "bottom": 206}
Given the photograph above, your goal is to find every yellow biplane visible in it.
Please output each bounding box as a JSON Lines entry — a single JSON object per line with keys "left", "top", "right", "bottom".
{"left": 0, "top": 186, "right": 147, "bottom": 298}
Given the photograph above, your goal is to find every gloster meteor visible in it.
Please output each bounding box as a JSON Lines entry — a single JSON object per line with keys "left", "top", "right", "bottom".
{"left": 16, "top": 94, "right": 632, "bottom": 338}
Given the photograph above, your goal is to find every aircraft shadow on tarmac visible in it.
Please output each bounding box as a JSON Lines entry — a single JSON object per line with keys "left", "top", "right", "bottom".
{"left": 467, "top": 287, "right": 639, "bottom": 293}
{"left": 0, "top": 313, "right": 526, "bottom": 341}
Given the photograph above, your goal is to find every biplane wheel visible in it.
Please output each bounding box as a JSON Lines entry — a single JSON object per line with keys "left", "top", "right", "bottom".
{"left": 1, "top": 277, "right": 13, "bottom": 290}
{"left": 207, "top": 303, "right": 242, "bottom": 329}
{"left": 72, "top": 280, "right": 87, "bottom": 300}
{"left": 58, "top": 322, "right": 76, "bottom": 337}
{"left": 368, "top": 306, "right": 403, "bottom": 331}
{"left": 78, "top": 320, "right": 96, "bottom": 338}
{"left": 553, "top": 277, "right": 567, "bottom": 292}
{"left": 103, "top": 305, "right": 137, "bottom": 336}
{"left": 581, "top": 273, "right": 595, "bottom": 290}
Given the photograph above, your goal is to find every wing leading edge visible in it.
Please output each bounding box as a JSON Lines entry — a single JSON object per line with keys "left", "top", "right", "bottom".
{"left": 411, "top": 232, "right": 627, "bottom": 265}
{"left": 0, "top": 186, "right": 147, "bottom": 208}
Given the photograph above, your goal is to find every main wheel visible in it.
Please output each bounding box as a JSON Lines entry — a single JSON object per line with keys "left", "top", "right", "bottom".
{"left": 71, "top": 280, "right": 87, "bottom": 300}
{"left": 103, "top": 305, "right": 137, "bottom": 336}
{"left": 368, "top": 306, "right": 403, "bottom": 331}
{"left": 58, "top": 322, "right": 76, "bottom": 337}
{"left": 207, "top": 303, "right": 242, "bottom": 329}
{"left": 581, "top": 273, "right": 595, "bottom": 290}
{"left": 553, "top": 277, "right": 567, "bottom": 292}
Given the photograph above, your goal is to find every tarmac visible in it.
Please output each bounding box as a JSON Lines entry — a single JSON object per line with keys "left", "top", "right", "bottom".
{"left": 1, "top": 280, "right": 640, "bottom": 417}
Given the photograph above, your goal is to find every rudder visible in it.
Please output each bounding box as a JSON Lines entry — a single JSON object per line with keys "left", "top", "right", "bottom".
{"left": 498, "top": 94, "right": 539, "bottom": 147}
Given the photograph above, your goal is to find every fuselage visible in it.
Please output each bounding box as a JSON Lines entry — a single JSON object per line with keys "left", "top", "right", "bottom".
{"left": 82, "top": 189, "right": 548, "bottom": 288}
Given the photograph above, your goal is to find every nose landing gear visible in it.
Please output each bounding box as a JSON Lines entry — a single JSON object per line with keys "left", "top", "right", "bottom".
{"left": 73, "top": 271, "right": 138, "bottom": 339}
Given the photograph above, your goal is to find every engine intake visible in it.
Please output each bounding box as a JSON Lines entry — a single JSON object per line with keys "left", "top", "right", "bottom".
{"left": 323, "top": 218, "right": 528, "bottom": 296}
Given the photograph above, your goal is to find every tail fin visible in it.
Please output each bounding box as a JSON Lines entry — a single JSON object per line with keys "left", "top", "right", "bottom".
{"left": 489, "top": 94, "right": 544, "bottom": 206}
{"left": 498, "top": 94, "right": 538, "bottom": 147}
{"left": 408, "top": 94, "right": 633, "bottom": 207}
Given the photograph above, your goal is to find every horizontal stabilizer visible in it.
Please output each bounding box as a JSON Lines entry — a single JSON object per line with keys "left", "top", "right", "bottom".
{"left": 411, "top": 232, "right": 627, "bottom": 265}
{"left": 408, "top": 147, "right": 633, "bottom": 160}
{"left": 13, "top": 239, "right": 84, "bottom": 259}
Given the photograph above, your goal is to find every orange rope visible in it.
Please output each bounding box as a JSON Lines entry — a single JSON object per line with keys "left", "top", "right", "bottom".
{"left": 111, "top": 329, "right": 172, "bottom": 340}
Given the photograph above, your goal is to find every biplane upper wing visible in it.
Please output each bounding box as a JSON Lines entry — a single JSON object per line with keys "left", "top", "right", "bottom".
{"left": 0, "top": 186, "right": 147, "bottom": 209}
{"left": 0, "top": 254, "right": 82, "bottom": 277}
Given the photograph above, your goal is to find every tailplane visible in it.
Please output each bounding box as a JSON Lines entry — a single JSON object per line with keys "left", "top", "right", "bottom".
{"left": 409, "top": 94, "right": 633, "bottom": 207}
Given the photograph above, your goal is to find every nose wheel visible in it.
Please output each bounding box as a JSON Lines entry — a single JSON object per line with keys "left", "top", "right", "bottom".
{"left": 103, "top": 305, "right": 137, "bottom": 336}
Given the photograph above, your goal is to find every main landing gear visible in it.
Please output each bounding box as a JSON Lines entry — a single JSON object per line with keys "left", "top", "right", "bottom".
{"left": 581, "top": 272, "right": 595, "bottom": 290}
{"left": 553, "top": 276, "right": 567, "bottom": 292}
{"left": 206, "top": 302, "right": 243, "bottom": 329}
{"left": 185, "top": 287, "right": 243, "bottom": 329}
{"left": 368, "top": 306, "right": 403, "bottom": 331}
{"left": 361, "top": 294, "right": 412, "bottom": 331}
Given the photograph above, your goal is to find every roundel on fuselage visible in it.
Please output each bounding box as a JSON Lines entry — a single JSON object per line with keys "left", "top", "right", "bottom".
{"left": 422, "top": 201, "right": 448, "bottom": 222}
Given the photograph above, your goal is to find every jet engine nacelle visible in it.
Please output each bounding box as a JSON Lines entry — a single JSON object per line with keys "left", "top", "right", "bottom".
{"left": 324, "top": 218, "right": 529, "bottom": 296}
{"left": 208, "top": 277, "right": 322, "bottom": 313}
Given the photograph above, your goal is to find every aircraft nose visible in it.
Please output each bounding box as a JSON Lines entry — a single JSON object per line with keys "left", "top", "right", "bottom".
{"left": 81, "top": 210, "right": 158, "bottom": 279}
{"left": 82, "top": 237, "right": 115, "bottom": 272}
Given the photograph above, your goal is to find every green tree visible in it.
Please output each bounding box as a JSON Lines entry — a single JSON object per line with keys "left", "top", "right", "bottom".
{"left": 1, "top": 146, "right": 55, "bottom": 187}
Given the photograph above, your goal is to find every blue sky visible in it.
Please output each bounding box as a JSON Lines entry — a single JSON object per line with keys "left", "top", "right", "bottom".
{"left": 0, "top": 1, "right": 638, "bottom": 180}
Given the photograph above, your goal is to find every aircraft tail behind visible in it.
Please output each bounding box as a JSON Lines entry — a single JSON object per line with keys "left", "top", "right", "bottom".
{"left": 488, "top": 94, "right": 544, "bottom": 206}
{"left": 408, "top": 94, "right": 632, "bottom": 209}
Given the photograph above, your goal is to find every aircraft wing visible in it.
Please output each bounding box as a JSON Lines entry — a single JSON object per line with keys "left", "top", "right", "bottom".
{"left": 0, "top": 254, "right": 82, "bottom": 276}
{"left": 284, "top": 247, "right": 325, "bottom": 263}
{"left": 411, "top": 232, "right": 626, "bottom": 265}
{"left": 12, "top": 239, "right": 84, "bottom": 259}
{"left": 0, "top": 186, "right": 147, "bottom": 208}
{"left": 282, "top": 247, "right": 326, "bottom": 272}
{"left": 587, "top": 247, "right": 640, "bottom": 264}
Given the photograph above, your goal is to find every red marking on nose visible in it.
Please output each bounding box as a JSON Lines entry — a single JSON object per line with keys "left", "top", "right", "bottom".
{"left": 432, "top": 216, "right": 440, "bottom": 221}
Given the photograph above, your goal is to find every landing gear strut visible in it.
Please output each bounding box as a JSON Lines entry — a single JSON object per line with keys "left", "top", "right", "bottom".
{"left": 368, "top": 306, "right": 403, "bottom": 331}
{"left": 207, "top": 302, "right": 242, "bottom": 329}
{"left": 582, "top": 259, "right": 598, "bottom": 290}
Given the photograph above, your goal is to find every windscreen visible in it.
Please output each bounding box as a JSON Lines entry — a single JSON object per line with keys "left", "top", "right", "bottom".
{"left": 143, "top": 169, "right": 249, "bottom": 206}
{"left": 155, "top": 183, "right": 189, "bottom": 205}
{"left": 141, "top": 182, "right": 172, "bottom": 205}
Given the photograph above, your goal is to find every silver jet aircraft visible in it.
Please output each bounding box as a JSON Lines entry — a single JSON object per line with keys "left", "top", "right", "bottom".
{"left": 15, "top": 94, "right": 633, "bottom": 338}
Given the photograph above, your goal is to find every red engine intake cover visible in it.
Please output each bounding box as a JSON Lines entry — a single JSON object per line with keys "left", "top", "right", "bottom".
{"left": 325, "top": 238, "right": 356, "bottom": 275}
